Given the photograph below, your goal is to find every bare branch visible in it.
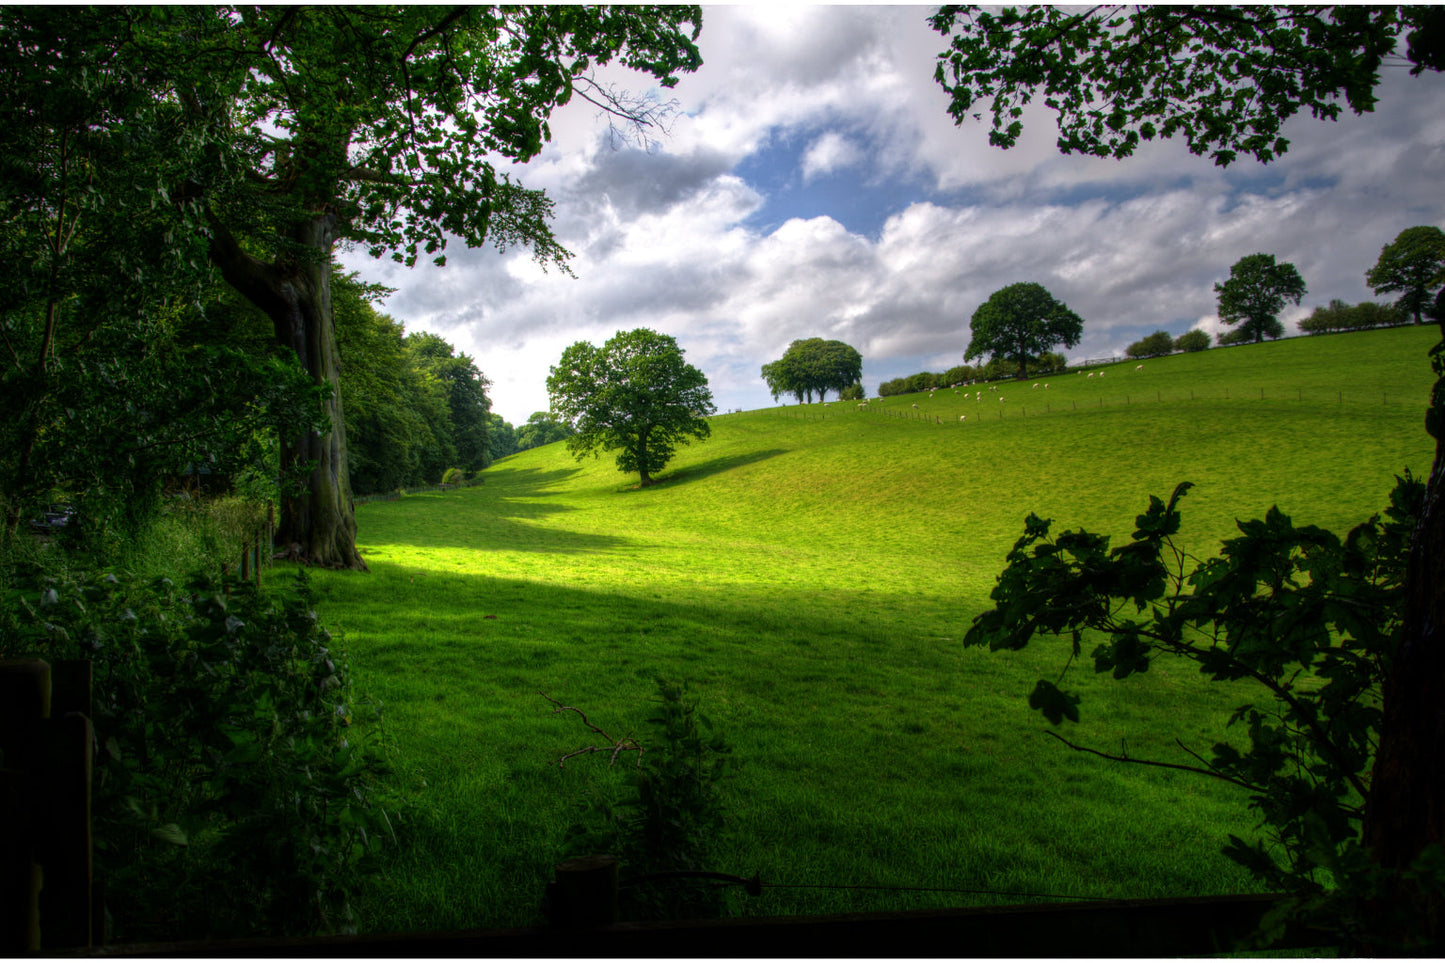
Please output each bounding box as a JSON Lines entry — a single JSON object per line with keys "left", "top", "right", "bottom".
{"left": 541, "top": 691, "right": 643, "bottom": 769}
{"left": 572, "top": 76, "right": 681, "bottom": 152}
{"left": 1044, "top": 729, "right": 1269, "bottom": 796}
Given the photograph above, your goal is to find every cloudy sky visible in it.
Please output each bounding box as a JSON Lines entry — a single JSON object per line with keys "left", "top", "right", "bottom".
{"left": 338, "top": 5, "right": 1445, "bottom": 426}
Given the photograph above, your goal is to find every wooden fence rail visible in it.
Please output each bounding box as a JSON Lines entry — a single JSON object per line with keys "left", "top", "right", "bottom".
{"left": 84, "top": 889, "right": 1325, "bottom": 957}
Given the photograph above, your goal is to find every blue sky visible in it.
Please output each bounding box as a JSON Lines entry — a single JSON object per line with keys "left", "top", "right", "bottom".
{"left": 341, "top": 6, "right": 1445, "bottom": 426}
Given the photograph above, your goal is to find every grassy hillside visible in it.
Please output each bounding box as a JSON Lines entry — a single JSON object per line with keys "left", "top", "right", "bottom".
{"left": 313, "top": 325, "right": 1438, "bottom": 932}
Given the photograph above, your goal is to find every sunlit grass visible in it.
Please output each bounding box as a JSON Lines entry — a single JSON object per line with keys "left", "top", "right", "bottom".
{"left": 312, "top": 325, "right": 1438, "bottom": 932}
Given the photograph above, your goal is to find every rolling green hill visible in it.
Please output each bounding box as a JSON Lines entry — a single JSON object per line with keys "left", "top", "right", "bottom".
{"left": 314, "top": 324, "right": 1439, "bottom": 933}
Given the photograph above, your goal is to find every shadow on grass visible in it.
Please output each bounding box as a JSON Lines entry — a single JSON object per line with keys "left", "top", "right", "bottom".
{"left": 640, "top": 448, "right": 789, "bottom": 489}
{"left": 358, "top": 466, "right": 634, "bottom": 554}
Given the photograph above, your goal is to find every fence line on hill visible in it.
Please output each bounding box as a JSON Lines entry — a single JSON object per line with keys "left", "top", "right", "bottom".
{"left": 774, "top": 384, "right": 1415, "bottom": 428}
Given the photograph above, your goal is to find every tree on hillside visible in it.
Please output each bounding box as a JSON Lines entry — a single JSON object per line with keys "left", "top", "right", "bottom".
{"left": 931, "top": 4, "right": 1445, "bottom": 948}
{"left": 964, "top": 282, "right": 1084, "bottom": 380}
{"left": 516, "top": 411, "right": 575, "bottom": 451}
{"left": 762, "top": 338, "right": 864, "bottom": 403}
{"left": 1125, "top": 330, "right": 1175, "bottom": 360}
{"left": 5, "top": 6, "right": 703, "bottom": 567}
{"left": 547, "top": 328, "right": 715, "bottom": 487}
{"left": 1215, "top": 254, "right": 1307, "bottom": 344}
{"left": 1174, "top": 330, "right": 1211, "bottom": 353}
{"left": 1367, "top": 225, "right": 1445, "bottom": 326}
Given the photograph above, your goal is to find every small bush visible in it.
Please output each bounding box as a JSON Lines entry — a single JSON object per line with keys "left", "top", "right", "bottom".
{"left": 441, "top": 467, "right": 466, "bottom": 486}
{"left": 559, "top": 678, "right": 735, "bottom": 922}
{"left": 1175, "top": 329, "right": 1211, "bottom": 353}
{"left": 839, "top": 383, "right": 866, "bottom": 401}
{"left": 1126, "top": 330, "right": 1175, "bottom": 359}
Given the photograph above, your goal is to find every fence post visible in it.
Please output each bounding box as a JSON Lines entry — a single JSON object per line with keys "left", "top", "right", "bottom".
{"left": 0, "top": 660, "right": 94, "bottom": 952}
{"left": 548, "top": 855, "right": 619, "bottom": 929}
{"left": 1, "top": 661, "right": 50, "bottom": 952}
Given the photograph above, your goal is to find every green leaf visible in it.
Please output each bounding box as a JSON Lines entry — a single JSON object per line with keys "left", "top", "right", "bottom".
{"left": 150, "top": 823, "right": 188, "bottom": 846}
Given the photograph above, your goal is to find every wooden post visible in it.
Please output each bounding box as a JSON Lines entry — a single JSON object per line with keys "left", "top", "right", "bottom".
{"left": 0, "top": 660, "right": 50, "bottom": 952}
{"left": 0, "top": 660, "right": 94, "bottom": 951}
{"left": 549, "top": 855, "right": 618, "bottom": 928}
{"left": 38, "top": 712, "right": 92, "bottom": 949}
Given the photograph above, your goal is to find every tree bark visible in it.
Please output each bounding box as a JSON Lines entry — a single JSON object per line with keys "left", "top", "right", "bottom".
{"left": 207, "top": 210, "right": 367, "bottom": 571}
{"left": 1362, "top": 297, "right": 1445, "bottom": 946}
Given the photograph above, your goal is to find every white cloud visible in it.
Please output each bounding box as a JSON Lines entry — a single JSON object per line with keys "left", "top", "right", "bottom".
{"left": 801, "top": 131, "right": 863, "bottom": 181}
{"left": 340, "top": 7, "right": 1445, "bottom": 424}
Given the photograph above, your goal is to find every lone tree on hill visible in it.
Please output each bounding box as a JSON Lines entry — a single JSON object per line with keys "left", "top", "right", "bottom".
{"left": 21, "top": 6, "right": 703, "bottom": 568}
{"left": 1214, "top": 253, "right": 1307, "bottom": 344}
{"left": 761, "top": 338, "right": 863, "bottom": 403}
{"left": 932, "top": 3, "right": 1445, "bottom": 949}
{"left": 547, "top": 328, "right": 715, "bottom": 487}
{"left": 1367, "top": 225, "right": 1445, "bottom": 326}
{"left": 964, "top": 282, "right": 1084, "bottom": 380}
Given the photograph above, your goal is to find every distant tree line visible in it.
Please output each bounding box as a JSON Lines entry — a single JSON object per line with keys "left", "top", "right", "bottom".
{"left": 1126, "top": 328, "right": 1212, "bottom": 359}
{"left": 485, "top": 411, "right": 576, "bottom": 462}
{"left": 878, "top": 353, "right": 1066, "bottom": 397}
{"left": 330, "top": 271, "right": 494, "bottom": 495}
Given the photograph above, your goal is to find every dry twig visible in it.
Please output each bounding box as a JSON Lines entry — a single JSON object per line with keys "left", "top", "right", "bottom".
{"left": 541, "top": 691, "right": 643, "bottom": 768}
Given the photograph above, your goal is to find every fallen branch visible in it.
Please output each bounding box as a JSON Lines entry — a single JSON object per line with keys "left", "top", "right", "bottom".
{"left": 541, "top": 691, "right": 643, "bottom": 769}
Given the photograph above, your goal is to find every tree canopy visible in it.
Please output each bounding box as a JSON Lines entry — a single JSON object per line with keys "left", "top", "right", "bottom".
{"left": 547, "top": 328, "right": 715, "bottom": 487}
{"left": 1125, "top": 330, "right": 1175, "bottom": 360}
{"left": 1174, "top": 329, "right": 1211, "bottom": 353}
{"left": 964, "top": 282, "right": 1083, "bottom": 379}
{"left": 0, "top": 6, "right": 704, "bottom": 568}
{"left": 931, "top": 5, "right": 1444, "bottom": 167}
{"left": 516, "top": 411, "right": 576, "bottom": 452}
{"left": 1367, "top": 225, "right": 1445, "bottom": 326}
{"left": 1214, "top": 253, "right": 1307, "bottom": 344}
{"left": 761, "top": 338, "right": 864, "bottom": 404}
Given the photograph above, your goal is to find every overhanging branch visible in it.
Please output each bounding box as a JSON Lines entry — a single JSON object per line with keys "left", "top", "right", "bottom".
{"left": 1043, "top": 729, "right": 1269, "bottom": 797}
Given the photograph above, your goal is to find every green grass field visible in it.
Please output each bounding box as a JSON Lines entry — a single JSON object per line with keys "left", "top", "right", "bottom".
{"left": 311, "top": 325, "right": 1439, "bottom": 933}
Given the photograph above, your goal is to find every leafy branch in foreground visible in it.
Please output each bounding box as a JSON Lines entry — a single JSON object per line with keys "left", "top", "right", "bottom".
{"left": 964, "top": 473, "right": 1442, "bottom": 951}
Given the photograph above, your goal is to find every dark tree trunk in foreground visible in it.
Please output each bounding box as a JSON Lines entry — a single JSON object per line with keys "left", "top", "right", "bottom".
{"left": 1363, "top": 296, "right": 1445, "bottom": 945}
{"left": 208, "top": 211, "right": 367, "bottom": 570}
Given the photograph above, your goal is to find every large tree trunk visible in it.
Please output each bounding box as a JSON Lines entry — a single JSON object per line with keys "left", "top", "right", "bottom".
{"left": 208, "top": 210, "right": 367, "bottom": 571}
{"left": 1362, "top": 300, "right": 1445, "bottom": 947}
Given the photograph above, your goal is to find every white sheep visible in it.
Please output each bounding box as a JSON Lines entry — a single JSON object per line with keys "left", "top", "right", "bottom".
{"left": 1033, "top": 383, "right": 1039, "bottom": 389}
{"left": 912, "top": 403, "right": 919, "bottom": 409}
{"left": 1135, "top": 364, "right": 1143, "bottom": 370}
{"left": 959, "top": 414, "right": 967, "bottom": 422}
{"left": 1087, "top": 372, "right": 1095, "bottom": 378}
